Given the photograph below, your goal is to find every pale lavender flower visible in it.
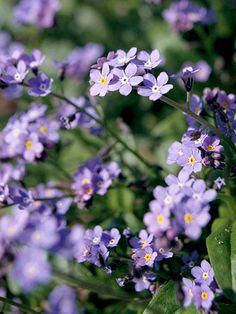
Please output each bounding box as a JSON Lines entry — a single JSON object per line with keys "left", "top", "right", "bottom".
{"left": 23, "top": 133, "right": 44, "bottom": 162}
{"left": 166, "top": 141, "right": 184, "bottom": 165}
{"left": 214, "top": 177, "right": 226, "bottom": 189}
{"left": 102, "top": 228, "right": 121, "bottom": 247}
{"left": 22, "top": 49, "right": 46, "bottom": 70}
{"left": 89, "top": 63, "right": 113, "bottom": 96}
{"left": 138, "top": 72, "right": 173, "bottom": 101}
{"left": 191, "top": 260, "right": 214, "bottom": 285}
{"left": 129, "top": 230, "right": 153, "bottom": 249}
{"left": 182, "top": 278, "right": 195, "bottom": 307}
{"left": 193, "top": 284, "right": 214, "bottom": 310}
{"left": 136, "top": 49, "right": 162, "bottom": 70}
{"left": 109, "top": 63, "right": 143, "bottom": 96}
{"left": 178, "top": 146, "right": 202, "bottom": 174}
{"left": 174, "top": 200, "right": 210, "bottom": 240}
{"left": 45, "top": 285, "right": 79, "bottom": 314}
{"left": 144, "top": 201, "right": 170, "bottom": 235}
{"left": 188, "top": 179, "right": 217, "bottom": 204}
{"left": 14, "top": 0, "right": 60, "bottom": 28}
{"left": 133, "top": 272, "right": 156, "bottom": 292}
{"left": 165, "top": 169, "right": 193, "bottom": 192}
{"left": 186, "top": 94, "right": 202, "bottom": 126}
{"left": 132, "top": 247, "right": 157, "bottom": 268}
{"left": 109, "top": 47, "right": 137, "bottom": 67}
{"left": 28, "top": 72, "right": 53, "bottom": 96}
{"left": 84, "top": 225, "right": 103, "bottom": 246}
{"left": 10, "top": 187, "right": 34, "bottom": 209}
{"left": 2, "top": 60, "right": 28, "bottom": 84}
{"left": 11, "top": 248, "right": 51, "bottom": 292}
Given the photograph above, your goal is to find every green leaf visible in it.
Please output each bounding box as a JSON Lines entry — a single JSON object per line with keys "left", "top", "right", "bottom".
{"left": 206, "top": 219, "right": 234, "bottom": 301}
{"left": 174, "top": 304, "right": 200, "bottom": 314}
{"left": 231, "top": 221, "right": 236, "bottom": 294}
{"left": 142, "top": 281, "right": 181, "bottom": 314}
{"left": 215, "top": 303, "right": 236, "bottom": 314}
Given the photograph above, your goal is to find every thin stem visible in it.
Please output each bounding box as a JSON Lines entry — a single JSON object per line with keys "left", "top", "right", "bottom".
{"left": 0, "top": 296, "right": 41, "bottom": 314}
{"left": 160, "top": 96, "right": 236, "bottom": 154}
{"left": 50, "top": 92, "right": 156, "bottom": 174}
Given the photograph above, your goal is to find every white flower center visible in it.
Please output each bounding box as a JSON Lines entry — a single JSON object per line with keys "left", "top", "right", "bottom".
{"left": 40, "top": 83, "right": 47, "bottom": 91}
{"left": 152, "top": 84, "right": 160, "bottom": 93}
{"left": 14, "top": 73, "right": 22, "bottom": 82}
{"left": 120, "top": 75, "right": 129, "bottom": 84}
{"left": 144, "top": 60, "right": 152, "bottom": 68}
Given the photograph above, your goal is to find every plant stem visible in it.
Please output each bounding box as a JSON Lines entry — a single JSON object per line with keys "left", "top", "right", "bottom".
{"left": 0, "top": 296, "right": 41, "bottom": 314}
{"left": 50, "top": 92, "right": 157, "bottom": 174}
{"left": 160, "top": 96, "right": 236, "bottom": 154}
{"left": 52, "top": 269, "right": 149, "bottom": 305}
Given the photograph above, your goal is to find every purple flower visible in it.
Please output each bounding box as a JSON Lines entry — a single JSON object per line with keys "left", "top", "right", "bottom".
{"left": 84, "top": 225, "right": 103, "bottom": 246}
{"left": 191, "top": 260, "right": 214, "bottom": 285}
{"left": 109, "top": 63, "right": 143, "bottom": 96}
{"left": 22, "top": 216, "right": 59, "bottom": 249}
{"left": 138, "top": 72, "right": 173, "bottom": 101}
{"left": 214, "top": 177, "right": 226, "bottom": 189}
{"left": 28, "top": 72, "right": 53, "bottom": 96}
{"left": 89, "top": 63, "right": 113, "bottom": 97}
{"left": 174, "top": 200, "right": 210, "bottom": 240}
{"left": 133, "top": 272, "right": 156, "bottom": 292}
{"left": 14, "top": 0, "right": 60, "bottom": 28}
{"left": 144, "top": 201, "right": 170, "bottom": 235}
{"left": 23, "top": 133, "right": 44, "bottom": 162}
{"left": 102, "top": 228, "right": 121, "bottom": 247}
{"left": 178, "top": 146, "right": 202, "bottom": 174}
{"left": 11, "top": 248, "right": 51, "bottom": 292}
{"left": 194, "top": 60, "right": 211, "bottom": 82}
{"left": 2, "top": 60, "right": 28, "bottom": 84}
{"left": 163, "top": 0, "right": 214, "bottom": 32}
{"left": 188, "top": 179, "right": 217, "bottom": 204}
{"left": 132, "top": 247, "right": 157, "bottom": 268}
{"left": 29, "top": 117, "right": 60, "bottom": 145}
{"left": 165, "top": 169, "right": 193, "bottom": 192}
{"left": 129, "top": 229, "right": 153, "bottom": 249}
{"left": 10, "top": 187, "right": 34, "bottom": 209}
{"left": 166, "top": 141, "right": 184, "bottom": 165}
{"left": 186, "top": 95, "right": 202, "bottom": 126}
{"left": 182, "top": 251, "right": 199, "bottom": 271}
{"left": 193, "top": 284, "right": 215, "bottom": 310}
{"left": 182, "top": 278, "right": 195, "bottom": 307}
{"left": 202, "top": 136, "right": 223, "bottom": 153}
{"left": 45, "top": 285, "right": 79, "bottom": 314}
{"left": 109, "top": 47, "right": 137, "bottom": 67}
{"left": 0, "top": 208, "right": 28, "bottom": 241}
{"left": 22, "top": 49, "right": 46, "bottom": 70}
{"left": 136, "top": 49, "right": 162, "bottom": 70}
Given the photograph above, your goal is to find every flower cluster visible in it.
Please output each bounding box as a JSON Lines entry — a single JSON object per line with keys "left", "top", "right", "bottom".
{"left": 75, "top": 225, "right": 121, "bottom": 267}
{"left": 167, "top": 94, "right": 228, "bottom": 174}
{"left": 204, "top": 88, "right": 236, "bottom": 143}
{"left": 144, "top": 169, "right": 216, "bottom": 240}
{"left": 163, "top": 0, "right": 214, "bottom": 32}
{"left": 0, "top": 46, "right": 53, "bottom": 98}
{"left": 0, "top": 103, "right": 59, "bottom": 163}
{"left": 129, "top": 229, "right": 173, "bottom": 292}
{"left": 72, "top": 157, "right": 121, "bottom": 208}
{"left": 182, "top": 260, "right": 221, "bottom": 311}
{"left": 89, "top": 47, "right": 173, "bottom": 99}
{"left": 14, "top": 0, "right": 60, "bottom": 28}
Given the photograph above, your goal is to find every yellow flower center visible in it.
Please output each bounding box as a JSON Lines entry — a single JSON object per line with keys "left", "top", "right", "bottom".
{"left": 25, "top": 140, "right": 33, "bottom": 149}
{"left": 201, "top": 292, "right": 208, "bottom": 300}
{"left": 222, "top": 102, "right": 228, "bottom": 109}
{"left": 14, "top": 129, "right": 20, "bottom": 137}
{"left": 144, "top": 253, "right": 151, "bottom": 261}
{"left": 184, "top": 213, "right": 193, "bottom": 224}
{"left": 157, "top": 215, "right": 165, "bottom": 224}
{"left": 140, "top": 241, "right": 147, "bottom": 248}
{"left": 99, "top": 76, "right": 107, "bottom": 85}
{"left": 82, "top": 178, "right": 90, "bottom": 185}
{"left": 188, "top": 289, "right": 193, "bottom": 297}
{"left": 40, "top": 126, "right": 47, "bottom": 134}
{"left": 188, "top": 155, "right": 196, "bottom": 166}
{"left": 195, "top": 106, "right": 200, "bottom": 114}
{"left": 207, "top": 145, "right": 215, "bottom": 151}
{"left": 83, "top": 249, "right": 88, "bottom": 257}
{"left": 202, "top": 272, "right": 209, "bottom": 279}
